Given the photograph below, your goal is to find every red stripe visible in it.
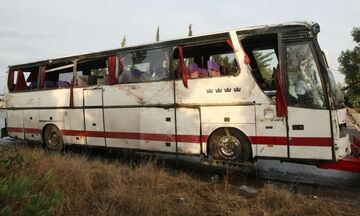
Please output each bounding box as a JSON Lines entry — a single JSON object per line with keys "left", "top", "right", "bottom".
{"left": 290, "top": 137, "right": 332, "bottom": 146}
{"left": 249, "top": 136, "right": 288, "bottom": 145}
{"left": 25, "top": 128, "right": 41, "bottom": 134}
{"left": 7, "top": 127, "right": 332, "bottom": 146}
{"left": 248, "top": 136, "right": 332, "bottom": 147}
{"left": 7, "top": 127, "right": 24, "bottom": 133}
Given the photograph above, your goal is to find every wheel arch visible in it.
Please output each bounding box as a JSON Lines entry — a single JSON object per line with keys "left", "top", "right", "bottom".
{"left": 41, "top": 123, "right": 64, "bottom": 144}
{"left": 206, "top": 126, "right": 253, "bottom": 159}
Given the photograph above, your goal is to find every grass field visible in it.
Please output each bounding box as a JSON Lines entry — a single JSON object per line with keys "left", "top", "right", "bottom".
{"left": 1, "top": 144, "right": 359, "bottom": 216}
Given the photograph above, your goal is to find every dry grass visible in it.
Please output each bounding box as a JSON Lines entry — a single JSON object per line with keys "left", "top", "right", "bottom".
{"left": 2, "top": 145, "right": 359, "bottom": 216}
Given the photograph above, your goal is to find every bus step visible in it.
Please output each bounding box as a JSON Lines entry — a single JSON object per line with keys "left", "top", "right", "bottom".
{"left": 200, "top": 157, "right": 254, "bottom": 171}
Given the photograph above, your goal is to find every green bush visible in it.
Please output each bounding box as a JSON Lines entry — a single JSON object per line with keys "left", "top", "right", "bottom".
{"left": 0, "top": 167, "right": 60, "bottom": 216}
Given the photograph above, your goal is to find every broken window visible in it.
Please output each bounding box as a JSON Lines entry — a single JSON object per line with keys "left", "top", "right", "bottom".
{"left": 118, "top": 48, "right": 171, "bottom": 84}
{"left": 240, "top": 34, "right": 278, "bottom": 98}
{"left": 43, "top": 63, "right": 73, "bottom": 89}
{"left": 286, "top": 43, "right": 326, "bottom": 109}
{"left": 76, "top": 58, "right": 107, "bottom": 87}
{"left": 8, "top": 67, "right": 39, "bottom": 92}
{"left": 173, "top": 41, "right": 238, "bottom": 79}
{"left": 252, "top": 49, "right": 278, "bottom": 94}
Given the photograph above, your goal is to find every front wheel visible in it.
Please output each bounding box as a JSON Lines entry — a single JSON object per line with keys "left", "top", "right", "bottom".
{"left": 43, "top": 125, "right": 63, "bottom": 151}
{"left": 209, "top": 128, "right": 251, "bottom": 162}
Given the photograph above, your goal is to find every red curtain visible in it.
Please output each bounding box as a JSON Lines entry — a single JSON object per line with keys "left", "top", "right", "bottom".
{"left": 7, "top": 70, "right": 15, "bottom": 91}
{"left": 39, "top": 65, "right": 46, "bottom": 89}
{"left": 275, "top": 67, "right": 288, "bottom": 117}
{"left": 14, "top": 70, "right": 27, "bottom": 91}
{"left": 226, "top": 39, "right": 234, "bottom": 50}
{"left": 178, "top": 47, "right": 189, "bottom": 88}
{"left": 107, "top": 56, "right": 117, "bottom": 85}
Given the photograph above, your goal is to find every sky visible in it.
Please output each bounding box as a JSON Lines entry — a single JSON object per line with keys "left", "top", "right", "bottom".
{"left": 0, "top": 0, "right": 359, "bottom": 92}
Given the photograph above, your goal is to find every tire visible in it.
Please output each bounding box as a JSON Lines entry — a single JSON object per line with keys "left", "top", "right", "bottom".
{"left": 209, "top": 128, "right": 251, "bottom": 162}
{"left": 43, "top": 125, "right": 64, "bottom": 151}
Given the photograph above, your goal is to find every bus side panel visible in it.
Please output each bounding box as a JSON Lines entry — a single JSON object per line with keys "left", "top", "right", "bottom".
{"left": 38, "top": 89, "right": 70, "bottom": 108}
{"left": 7, "top": 110, "right": 24, "bottom": 140}
{"left": 23, "top": 110, "right": 41, "bottom": 142}
{"left": 103, "top": 82, "right": 174, "bottom": 106}
{"left": 104, "top": 108, "right": 140, "bottom": 149}
{"left": 84, "top": 109, "right": 105, "bottom": 146}
{"left": 64, "top": 109, "right": 86, "bottom": 145}
{"left": 255, "top": 104, "right": 288, "bottom": 158}
{"left": 139, "top": 108, "right": 176, "bottom": 153}
{"left": 176, "top": 108, "right": 201, "bottom": 155}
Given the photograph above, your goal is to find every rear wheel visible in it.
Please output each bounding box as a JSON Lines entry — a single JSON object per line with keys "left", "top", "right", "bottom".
{"left": 209, "top": 128, "right": 251, "bottom": 162}
{"left": 43, "top": 125, "right": 63, "bottom": 151}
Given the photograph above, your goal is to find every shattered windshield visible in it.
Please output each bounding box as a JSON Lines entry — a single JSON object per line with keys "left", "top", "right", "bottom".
{"left": 286, "top": 43, "right": 326, "bottom": 109}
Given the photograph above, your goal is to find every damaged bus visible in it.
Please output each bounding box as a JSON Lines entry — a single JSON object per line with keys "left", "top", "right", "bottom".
{"left": 3, "top": 21, "right": 358, "bottom": 172}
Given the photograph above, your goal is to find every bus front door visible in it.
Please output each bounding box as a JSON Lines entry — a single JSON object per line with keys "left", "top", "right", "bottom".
{"left": 83, "top": 87, "right": 106, "bottom": 146}
{"left": 284, "top": 42, "right": 333, "bottom": 160}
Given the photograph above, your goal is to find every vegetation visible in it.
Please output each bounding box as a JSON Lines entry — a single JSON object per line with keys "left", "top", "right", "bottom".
{"left": 188, "top": 24, "right": 193, "bottom": 37}
{"left": 156, "top": 26, "right": 160, "bottom": 42}
{"left": 121, "top": 35, "right": 126, "bottom": 48}
{"left": 253, "top": 50, "right": 275, "bottom": 81}
{"left": 0, "top": 146, "right": 60, "bottom": 215}
{"left": 0, "top": 145, "right": 358, "bottom": 216}
{"left": 338, "top": 27, "right": 360, "bottom": 109}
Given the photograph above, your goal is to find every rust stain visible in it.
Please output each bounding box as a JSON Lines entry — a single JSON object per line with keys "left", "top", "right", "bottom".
{"left": 125, "top": 89, "right": 145, "bottom": 105}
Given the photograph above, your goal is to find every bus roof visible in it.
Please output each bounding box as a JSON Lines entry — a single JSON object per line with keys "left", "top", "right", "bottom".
{"left": 9, "top": 21, "right": 317, "bottom": 70}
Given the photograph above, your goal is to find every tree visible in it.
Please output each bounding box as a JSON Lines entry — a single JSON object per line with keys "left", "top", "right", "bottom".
{"left": 121, "top": 35, "right": 126, "bottom": 48}
{"left": 338, "top": 27, "right": 360, "bottom": 108}
{"left": 188, "top": 24, "right": 193, "bottom": 36}
{"left": 156, "top": 26, "right": 160, "bottom": 42}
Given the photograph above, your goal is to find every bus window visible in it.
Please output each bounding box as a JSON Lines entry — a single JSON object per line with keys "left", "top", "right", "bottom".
{"left": 119, "top": 48, "right": 170, "bottom": 83}
{"left": 286, "top": 43, "right": 326, "bottom": 109}
{"left": 240, "top": 34, "right": 278, "bottom": 98}
{"left": 9, "top": 68, "right": 39, "bottom": 92}
{"left": 77, "top": 58, "right": 107, "bottom": 86}
{"left": 252, "top": 49, "right": 278, "bottom": 93}
{"left": 173, "top": 41, "right": 238, "bottom": 79}
{"left": 44, "top": 70, "right": 71, "bottom": 89}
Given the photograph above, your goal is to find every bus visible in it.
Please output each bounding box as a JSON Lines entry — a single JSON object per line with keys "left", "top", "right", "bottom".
{"left": 2, "top": 21, "right": 353, "bottom": 169}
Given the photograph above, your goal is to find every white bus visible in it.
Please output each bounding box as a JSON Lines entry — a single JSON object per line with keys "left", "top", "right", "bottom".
{"left": 3, "top": 21, "right": 352, "bottom": 168}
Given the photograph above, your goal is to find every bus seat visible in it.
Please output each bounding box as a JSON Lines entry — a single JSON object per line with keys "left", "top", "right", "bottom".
{"left": 57, "top": 81, "right": 70, "bottom": 88}
{"left": 44, "top": 81, "right": 56, "bottom": 88}
{"left": 199, "top": 68, "right": 208, "bottom": 77}
{"left": 188, "top": 63, "right": 199, "bottom": 78}
{"left": 207, "top": 60, "right": 221, "bottom": 77}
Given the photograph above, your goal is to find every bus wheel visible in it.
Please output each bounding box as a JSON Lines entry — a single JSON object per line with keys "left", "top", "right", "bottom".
{"left": 209, "top": 128, "right": 251, "bottom": 161}
{"left": 43, "top": 125, "right": 63, "bottom": 151}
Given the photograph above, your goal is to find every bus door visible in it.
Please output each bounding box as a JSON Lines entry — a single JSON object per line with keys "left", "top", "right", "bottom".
{"left": 283, "top": 41, "right": 333, "bottom": 160}
{"left": 83, "top": 87, "right": 106, "bottom": 146}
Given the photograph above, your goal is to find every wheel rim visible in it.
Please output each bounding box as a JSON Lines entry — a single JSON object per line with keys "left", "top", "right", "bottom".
{"left": 45, "top": 127, "right": 62, "bottom": 149}
{"left": 218, "top": 135, "right": 241, "bottom": 159}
